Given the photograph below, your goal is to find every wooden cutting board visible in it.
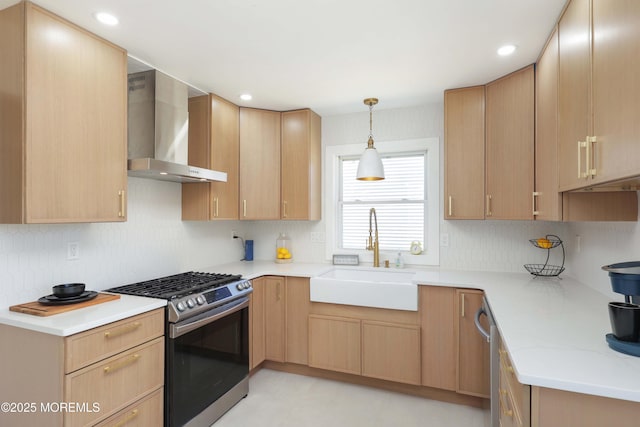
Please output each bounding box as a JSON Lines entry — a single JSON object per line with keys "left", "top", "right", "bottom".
{"left": 9, "top": 293, "right": 121, "bottom": 317}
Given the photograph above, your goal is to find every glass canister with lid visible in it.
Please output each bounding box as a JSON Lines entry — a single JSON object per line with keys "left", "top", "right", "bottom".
{"left": 275, "top": 232, "right": 292, "bottom": 263}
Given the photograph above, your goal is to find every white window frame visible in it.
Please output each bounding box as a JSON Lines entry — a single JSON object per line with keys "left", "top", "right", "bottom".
{"left": 324, "top": 138, "right": 440, "bottom": 266}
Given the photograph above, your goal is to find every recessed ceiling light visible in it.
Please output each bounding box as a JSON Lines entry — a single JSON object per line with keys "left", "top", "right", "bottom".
{"left": 94, "top": 12, "right": 119, "bottom": 26}
{"left": 240, "top": 94, "right": 252, "bottom": 101}
{"left": 497, "top": 44, "right": 517, "bottom": 56}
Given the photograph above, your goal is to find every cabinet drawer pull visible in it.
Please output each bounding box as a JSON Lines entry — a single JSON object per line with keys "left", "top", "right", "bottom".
{"left": 448, "top": 196, "right": 453, "bottom": 217}
{"left": 113, "top": 409, "right": 139, "bottom": 427}
{"left": 532, "top": 191, "right": 540, "bottom": 216}
{"left": 104, "top": 322, "right": 141, "bottom": 339}
{"left": 460, "top": 293, "right": 465, "bottom": 317}
{"left": 118, "top": 190, "right": 126, "bottom": 218}
{"left": 103, "top": 353, "right": 140, "bottom": 374}
{"left": 498, "top": 389, "right": 514, "bottom": 417}
{"left": 507, "top": 365, "right": 515, "bottom": 375}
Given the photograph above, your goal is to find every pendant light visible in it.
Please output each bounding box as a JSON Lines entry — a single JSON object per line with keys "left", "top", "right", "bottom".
{"left": 356, "top": 98, "right": 385, "bottom": 181}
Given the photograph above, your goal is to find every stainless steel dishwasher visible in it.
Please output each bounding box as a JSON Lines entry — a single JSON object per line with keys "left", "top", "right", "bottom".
{"left": 475, "top": 297, "right": 498, "bottom": 427}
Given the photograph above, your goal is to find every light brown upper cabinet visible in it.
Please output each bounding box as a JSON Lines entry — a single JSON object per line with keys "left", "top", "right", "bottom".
{"left": 535, "top": 29, "right": 563, "bottom": 221}
{"left": 182, "top": 94, "right": 240, "bottom": 220}
{"left": 0, "top": 3, "right": 127, "bottom": 224}
{"left": 536, "top": 27, "right": 637, "bottom": 222}
{"left": 485, "top": 65, "right": 535, "bottom": 220}
{"left": 281, "top": 110, "right": 322, "bottom": 220}
{"left": 558, "top": 0, "right": 640, "bottom": 191}
{"left": 239, "top": 108, "right": 281, "bottom": 220}
{"left": 444, "top": 86, "right": 486, "bottom": 219}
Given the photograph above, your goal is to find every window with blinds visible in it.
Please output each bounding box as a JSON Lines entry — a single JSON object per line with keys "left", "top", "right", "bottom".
{"left": 339, "top": 153, "right": 426, "bottom": 251}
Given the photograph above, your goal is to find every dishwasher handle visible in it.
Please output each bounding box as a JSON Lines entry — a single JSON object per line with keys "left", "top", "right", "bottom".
{"left": 474, "top": 307, "right": 491, "bottom": 343}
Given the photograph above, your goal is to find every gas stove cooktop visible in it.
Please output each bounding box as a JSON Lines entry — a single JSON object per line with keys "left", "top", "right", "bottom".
{"left": 106, "top": 271, "right": 243, "bottom": 300}
{"left": 106, "top": 271, "right": 252, "bottom": 322}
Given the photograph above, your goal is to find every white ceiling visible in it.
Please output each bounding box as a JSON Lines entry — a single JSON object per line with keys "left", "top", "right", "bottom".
{"left": 2, "top": 0, "right": 566, "bottom": 116}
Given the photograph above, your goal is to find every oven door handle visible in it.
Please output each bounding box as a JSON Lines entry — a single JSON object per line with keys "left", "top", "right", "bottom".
{"left": 169, "top": 297, "right": 249, "bottom": 339}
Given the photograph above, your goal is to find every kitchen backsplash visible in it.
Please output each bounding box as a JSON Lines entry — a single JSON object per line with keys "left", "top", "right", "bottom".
{"left": 1, "top": 103, "right": 637, "bottom": 308}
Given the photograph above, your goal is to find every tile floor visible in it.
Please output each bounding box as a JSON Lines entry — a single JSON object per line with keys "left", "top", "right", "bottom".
{"left": 214, "top": 369, "right": 489, "bottom": 427}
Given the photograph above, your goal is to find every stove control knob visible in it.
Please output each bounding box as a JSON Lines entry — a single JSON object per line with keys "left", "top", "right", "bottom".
{"left": 186, "top": 299, "right": 195, "bottom": 309}
{"left": 196, "top": 296, "right": 205, "bottom": 305}
{"left": 246, "top": 281, "right": 252, "bottom": 289}
{"left": 236, "top": 283, "right": 244, "bottom": 291}
{"left": 176, "top": 302, "right": 186, "bottom": 312}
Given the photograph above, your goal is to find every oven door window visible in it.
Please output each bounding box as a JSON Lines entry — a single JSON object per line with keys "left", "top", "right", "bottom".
{"left": 168, "top": 306, "right": 248, "bottom": 426}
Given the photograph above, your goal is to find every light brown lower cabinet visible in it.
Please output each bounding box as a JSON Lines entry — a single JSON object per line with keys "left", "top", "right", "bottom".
{"left": 250, "top": 277, "right": 266, "bottom": 369}
{"left": 456, "top": 289, "right": 490, "bottom": 397}
{"left": 499, "top": 337, "right": 531, "bottom": 427}
{"left": 308, "top": 314, "right": 362, "bottom": 375}
{"left": 264, "top": 276, "right": 286, "bottom": 362}
{"left": 251, "top": 276, "right": 310, "bottom": 369}
{"left": 307, "top": 304, "right": 421, "bottom": 385}
{"left": 285, "top": 276, "right": 310, "bottom": 365}
{"left": 361, "top": 320, "right": 421, "bottom": 385}
{"left": 0, "top": 308, "right": 164, "bottom": 426}
{"left": 94, "top": 388, "right": 163, "bottom": 427}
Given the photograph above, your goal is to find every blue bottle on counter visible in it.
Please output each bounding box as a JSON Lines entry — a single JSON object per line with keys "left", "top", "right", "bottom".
{"left": 244, "top": 240, "right": 254, "bottom": 261}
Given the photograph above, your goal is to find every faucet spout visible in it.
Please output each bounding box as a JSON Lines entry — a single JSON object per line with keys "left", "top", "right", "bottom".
{"left": 366, "top": 208, "right": 380, "bottom": 267}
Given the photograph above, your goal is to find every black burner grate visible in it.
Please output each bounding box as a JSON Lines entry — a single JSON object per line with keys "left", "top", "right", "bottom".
{"left": 106, "top": 271, "right": 242, "bottom": 300}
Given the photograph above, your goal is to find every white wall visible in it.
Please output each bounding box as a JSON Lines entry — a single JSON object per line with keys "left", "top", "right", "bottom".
{"left": 0, "top": 178, "right": 248, "bottom": 308}
{"left": 1, "top": 103, "right": 636, "bottom": 308}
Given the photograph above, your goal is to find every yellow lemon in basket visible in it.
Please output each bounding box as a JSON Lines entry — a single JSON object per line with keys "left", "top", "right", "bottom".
{"left": 537, "top": 238, "right": 552, "bottom": 249}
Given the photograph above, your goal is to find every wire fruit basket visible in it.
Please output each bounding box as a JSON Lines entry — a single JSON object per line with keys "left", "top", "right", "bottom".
{"left": 524, "top": 234, "right": 565, "bottom": 277}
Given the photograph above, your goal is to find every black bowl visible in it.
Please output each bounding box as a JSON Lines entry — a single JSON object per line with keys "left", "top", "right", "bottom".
{"left": 52, "top": 283, "right": 86, "bottom": 298}
{"left": 609, "top": 301, "right": 640, "bottom": 342}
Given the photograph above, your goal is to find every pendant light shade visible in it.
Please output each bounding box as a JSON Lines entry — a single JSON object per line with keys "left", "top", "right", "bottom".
{"left": 357, "top": 98, "right": 385, "bottom": 181}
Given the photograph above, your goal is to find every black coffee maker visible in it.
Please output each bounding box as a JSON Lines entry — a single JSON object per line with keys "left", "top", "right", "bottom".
{"left": 603, "top": 262, "right": 640, "bottom": 355}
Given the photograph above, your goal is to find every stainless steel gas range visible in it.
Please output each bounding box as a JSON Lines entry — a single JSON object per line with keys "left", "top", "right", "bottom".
{"left": 107, "top": 271, "right": 252, "bottom": 427}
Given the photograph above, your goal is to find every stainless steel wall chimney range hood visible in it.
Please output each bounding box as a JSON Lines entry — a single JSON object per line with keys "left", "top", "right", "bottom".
{"left": 127, "top": 64, "right": 227, "bottom": 183}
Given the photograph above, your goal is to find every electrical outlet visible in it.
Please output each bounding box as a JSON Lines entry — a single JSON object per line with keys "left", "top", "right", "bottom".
{"left": 440, "top": 233, "right": 450, "bottom": 247}
{"left": 231, "top": 230, "right": 238, "bottom": 239}
{"left": 67, "top": 242, "right": 80, "bottom": 260}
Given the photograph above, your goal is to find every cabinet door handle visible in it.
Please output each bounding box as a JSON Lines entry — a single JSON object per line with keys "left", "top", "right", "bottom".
{"left": 532, "top": 191, "right": 540, "bottom": 216}
{"left": 276, "top": 283, "right": 281, "bottom": 302}
{"left": 577, "top": 139, "right": 588, "bottom": 179}
{"left": 486, "top": 195, "right": 492, "bottom": 217}
{"left": 104, "top": 322, "right": 141, "bottom": 339}
{"left": 113, "top": 409, "right": 139, "bottom": 427}
{"left": 588, "top": 136, "right": 597, "bottom": 178}
{"left": 103, "top": 353, "right": 140, "bottom": 374}
{"left": 448, "top": 196, "right": 453, "bottom": 217}
{"left": 213, "top": 197, "right": 219, "bottom": 218}
{"left": 460, "top": 293, "right": 466, "bottom": 317}
{"left": 118, "top": 190, "right": 126, "bottom": 218}
{"left": 283, "top": 200, "right": 288, "bottom": 218}
{"left": 243, "top": 200, "right": 247, "bottom": 218}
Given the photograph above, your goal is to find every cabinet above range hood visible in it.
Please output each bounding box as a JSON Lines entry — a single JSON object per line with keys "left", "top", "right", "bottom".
{"left": 127, "top": 68, "right": 227, "bottom": 183}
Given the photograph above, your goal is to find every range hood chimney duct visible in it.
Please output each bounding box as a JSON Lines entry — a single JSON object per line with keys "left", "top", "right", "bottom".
{"left": 127, "top": 70, "right": 227, "bottom": 183}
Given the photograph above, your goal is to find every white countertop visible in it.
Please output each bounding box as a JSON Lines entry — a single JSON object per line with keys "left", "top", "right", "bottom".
{"left": 1, "top": 260, "right": 637, "bottom": 403}
{"left": 210, "top": 261, "right": 640, "bottom": 403}
{"left": 0, "top": 294, "right": 166, "bottom": 336}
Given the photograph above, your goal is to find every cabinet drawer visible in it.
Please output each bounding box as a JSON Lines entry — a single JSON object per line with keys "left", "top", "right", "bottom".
{"left": 64, "top": 337, "right": 164, "bottom": 427}
{"left": 65, "top": 309, "right": 164, "bottom": 373}
{"left": 499, "top": 371, "right": 521, "bottom": 427}
{"left": 94, "top": 387, "right": 163, "bottom": 427}
{"left": 361, "top": 320, "right": 421, "bottom": 385}
{"left": 499, "top": 345, "right": 526, "bottom": 419}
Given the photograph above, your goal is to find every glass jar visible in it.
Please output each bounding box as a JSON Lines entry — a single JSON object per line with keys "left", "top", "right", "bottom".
{"left": 275, "top": 232, "right": 292, "bottom": 263}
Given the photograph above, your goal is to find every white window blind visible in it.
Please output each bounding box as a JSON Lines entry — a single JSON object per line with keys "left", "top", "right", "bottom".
{"left": 339, "top": 153, "right": 426, "bottom": 251}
